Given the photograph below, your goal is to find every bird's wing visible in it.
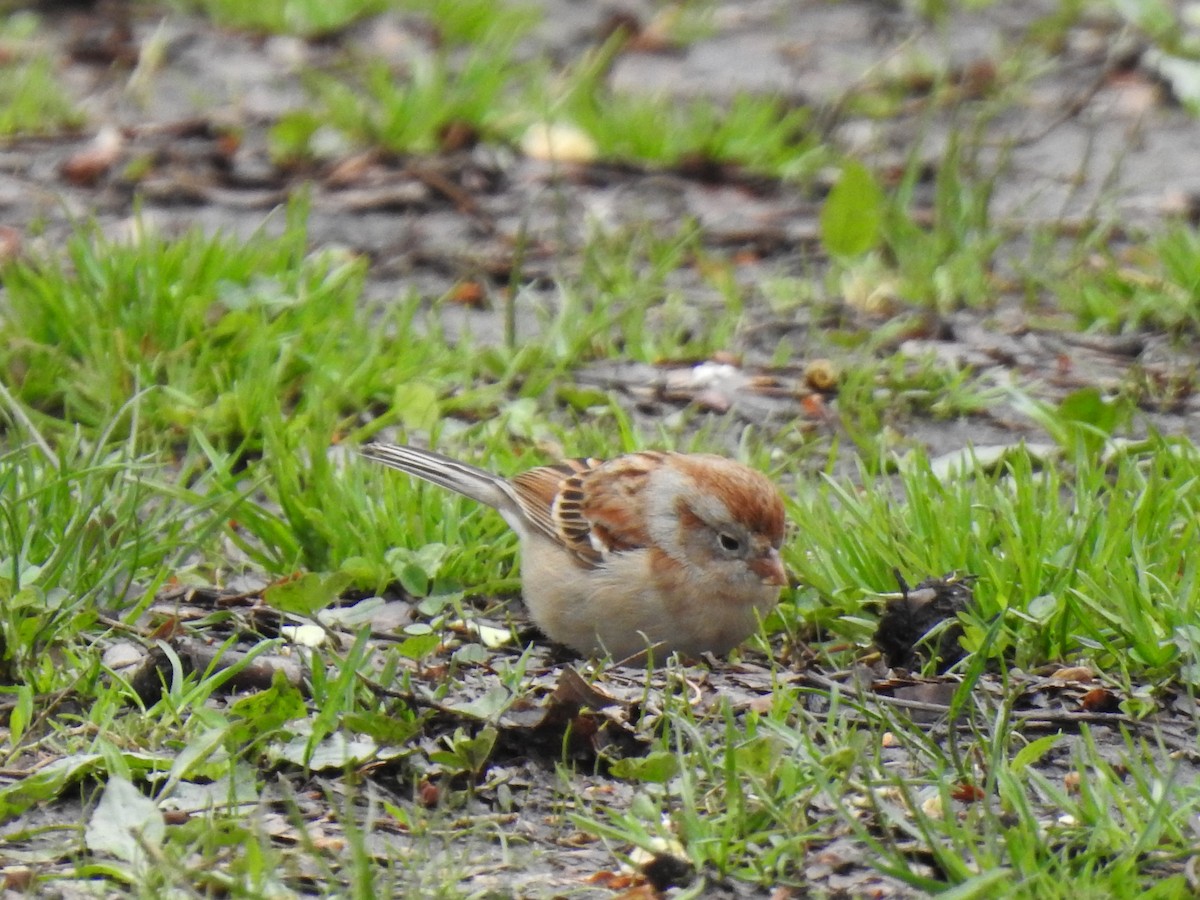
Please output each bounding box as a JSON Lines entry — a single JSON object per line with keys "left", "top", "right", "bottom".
{"left": 511, "top": 452, "right": 667, "bottom": 567}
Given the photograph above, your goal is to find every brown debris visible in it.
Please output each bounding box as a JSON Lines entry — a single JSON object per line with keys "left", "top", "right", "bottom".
{"left": 1079, "top": 687, "right": 1122, "bottom": 713}
{"left": 60, "top": 127, "right": 124, "bottom": 187}
{"left": 123, "top": 636, "right": 306, "bottom": 705}
{"left": 0, "top": 226, "right": 24, "bottom": 265}
{"left": 576, "top": 357, "right": 836, "bottom": 428}
{"left": 448, "top": 280, "right": 488, "bottom": 308}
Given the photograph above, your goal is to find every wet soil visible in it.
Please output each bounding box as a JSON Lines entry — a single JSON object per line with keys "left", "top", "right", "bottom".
{"left": 7, "top": 1, "right": 1200, "bottom": 460}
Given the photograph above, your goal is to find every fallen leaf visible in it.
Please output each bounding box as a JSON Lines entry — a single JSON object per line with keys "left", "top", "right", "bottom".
{"left": 1050, "top": 666, "right": 1095, "bottom": 684}
{"left": 60, "top": 126, "right": 124, "bottom": 186}
{"left": 1080, "top": 688, "right": 1120, "bottom": 713}
{"left": 554, "top": 667, "right": 625, "bottom": 711}
{"left": 270, "top": 733, "right": 403, "bottom": 769}
{"left": 2, "top": 867, "right": 33, "bottom": 891}
{"left": 102, "top": 641, "right": 145, "bottom": 673}
{"left": 586, "top": 870, "right": 639, "bottom": 889}
{"left": 951, "top": 782, "right": 986, "bottom": 803}
{"left": 325, "top": 151, "right": 379, "bottom": 187}
{"left": 449, "top": 281, "right": 488, "bottom": 307}
{"left": 84, "top": 776, "right": 164, "bottom": 865}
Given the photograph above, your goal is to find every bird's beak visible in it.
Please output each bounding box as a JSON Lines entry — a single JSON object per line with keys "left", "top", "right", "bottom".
{"left": 751, "top": 548, "right": 788, "bottom": 587}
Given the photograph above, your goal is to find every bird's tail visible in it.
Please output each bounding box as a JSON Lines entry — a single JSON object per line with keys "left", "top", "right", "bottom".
{"left": 360, "top": 442, "right": 517, "bottom": 513}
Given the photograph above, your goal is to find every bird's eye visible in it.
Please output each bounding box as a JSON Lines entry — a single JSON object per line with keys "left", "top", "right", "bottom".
{"left": 718, "top": 533, "right": 741, "bottom": 552}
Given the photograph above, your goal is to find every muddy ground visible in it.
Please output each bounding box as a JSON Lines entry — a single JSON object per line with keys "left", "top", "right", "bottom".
{"left": 6, "top": 0, "right": 1200, "bottom": 459}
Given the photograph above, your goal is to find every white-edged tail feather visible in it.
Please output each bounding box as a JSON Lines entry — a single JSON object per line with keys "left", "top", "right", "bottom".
{"left": 360, "top": 442, "right": 522, "bottom": 521}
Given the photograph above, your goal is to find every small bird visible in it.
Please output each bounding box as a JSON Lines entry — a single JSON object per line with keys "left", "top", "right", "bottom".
{"left": 361, "top": 442, "right": 788, "bottom": 662}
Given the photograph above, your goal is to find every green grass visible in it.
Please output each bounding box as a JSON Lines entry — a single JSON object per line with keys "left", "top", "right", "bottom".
{"left": 4, "top": 170, "right": 1199, "bottom": 897}
{"left": 160, "top": 0, "right": 395, "bottom": 37}
{"left": 287, "top": 48, "right": 517, "bottom": 158}
{"left": 395, "top": 0, "right": 541, "bottom": 46}
{"left": 172, "top": 0, "right": 541, "bottom": 43}
{"left": 0, "top": 13, "right": 84, "bottom": 135}
{"left": 6, "top": 0, "right": 1200, "bottom": 895}
{"left": 542, "top": 41, "right": 825, "bottom": 176}
{"left": 1, "top": 203, "right": 389, "bottom": 447}
{"left": 788, "top": 437, "right": 1200, "bottom": 683}
{"left": 4, "top": 198, "right": 1199, "bottom": 894}
{"left": 576, "top": 667, "right": 1200, "bottom": 896}
{"left": 266, "top": 6, "right": 834, "bottom": 177}
{"left": 0, "top": 207, "right": 759, "bottom": 595}
{"left": 1060, "top": 224, "right": 1200, "bottom": 333}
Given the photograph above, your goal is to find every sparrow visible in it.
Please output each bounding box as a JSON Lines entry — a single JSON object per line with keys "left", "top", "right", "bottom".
{"left": 361, "top": 442, "right": 788, "bottom": 662}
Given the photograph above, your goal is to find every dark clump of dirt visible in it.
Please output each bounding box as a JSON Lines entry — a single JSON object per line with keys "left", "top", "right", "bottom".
{"left": 874, "top": 572, "right": 975, "bottom": 672}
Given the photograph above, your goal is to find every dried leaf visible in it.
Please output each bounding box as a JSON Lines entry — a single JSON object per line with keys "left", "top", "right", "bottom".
{"left": 1079, "top": 688, "right": 1120, "bottom": 713}
{"left": 1050, "top": 666, "right": 1095, "bottom": 684}
{"left": 951, "top": 781, "right": 986, "bottom": 803}
{"left": 554, "top": 667, "right": 625, "bottom": 711}
{"left": 84, "top": 776, "right": 164, "bottom": 865}
{"left": 61, "top": 126, "right": 124, "bottom": 186}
